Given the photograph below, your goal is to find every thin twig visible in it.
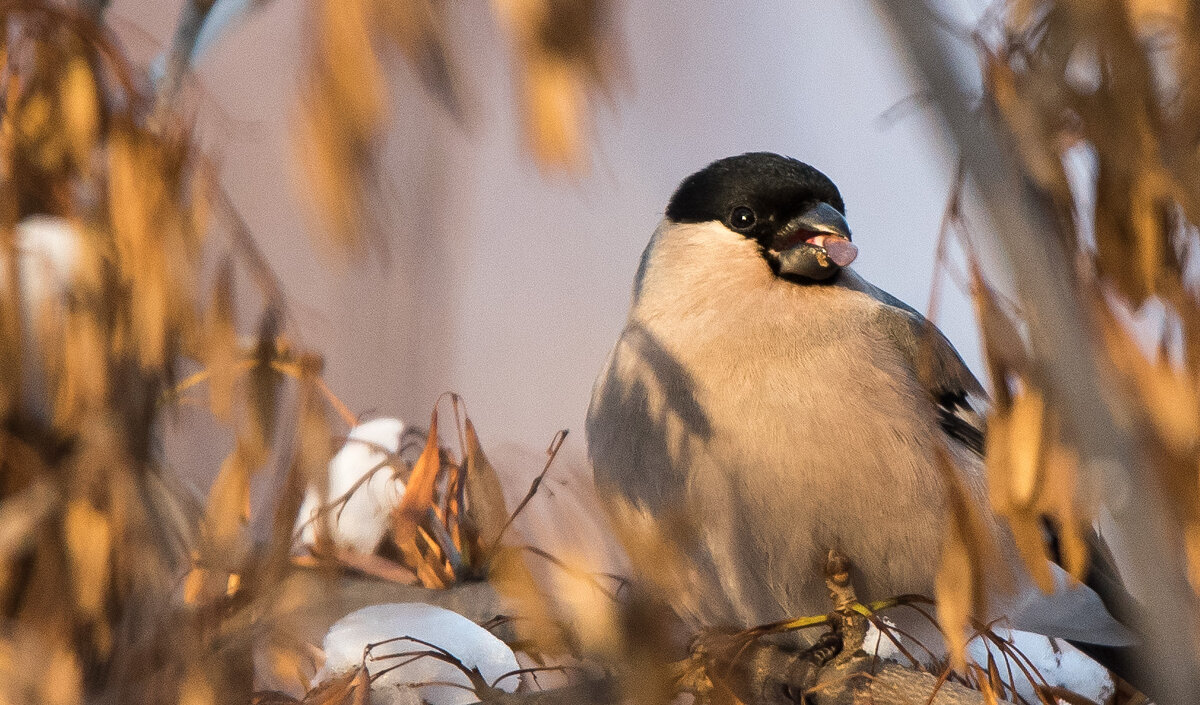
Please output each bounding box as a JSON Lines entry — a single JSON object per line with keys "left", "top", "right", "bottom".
{"left": 366, "top": 635, "right": 491, "bottom": 693}
{"left": 520, "top": 545, "right": 623, "bottom": 601}
{"left": 289, "top": 455, "right": 394, "bottom": 545}
{"left": 214, "top": 185, "right": 297, "bottom": 329}
{"left": 155, "top": 0, "right": 217, "bottom": 115}
{"left": 485, "top": 429, "right": 568, "bottom": 555}
{"left": 490, "top": 665, "right": 570, "bottom": 688}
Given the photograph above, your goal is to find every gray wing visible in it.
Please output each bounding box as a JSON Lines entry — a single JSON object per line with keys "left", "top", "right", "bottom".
{"left": 837, "top": 269, "right": 987, "bottom": 456}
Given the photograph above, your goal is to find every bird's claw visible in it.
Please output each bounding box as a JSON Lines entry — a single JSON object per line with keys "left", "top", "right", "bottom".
{"left": 801, "top": 629, "right": 843, "bottom": 667}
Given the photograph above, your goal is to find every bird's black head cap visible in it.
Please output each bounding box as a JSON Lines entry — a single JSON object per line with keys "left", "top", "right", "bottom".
{"left": 664, "top": 153, "right": 854, "bottom": 281}
{"left": 665, "top": 152, "right": 845, "bottom": 237}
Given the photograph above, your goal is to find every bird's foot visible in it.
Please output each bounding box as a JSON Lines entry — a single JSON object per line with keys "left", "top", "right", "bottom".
{"left": 800, "top": 629, "right": 843, "bottom": 667}
{"left": 671, "top": 646, "right": 715, "bottom": 699}
{"left": 685, "top": 626, "right": 843, "bottom": 705}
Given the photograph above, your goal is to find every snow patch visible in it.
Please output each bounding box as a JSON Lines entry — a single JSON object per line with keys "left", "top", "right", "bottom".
{"left": 968, "top": 629, "right": 1114, "bottom": 704}
{"left": 863, "top": 620, "right": 1114, "bottom": 703}
{"left": 319, "top": 603, "right": 520, "bottom": 705}
{"left": 295, "top": 417, "right": 407, "bottom": 553}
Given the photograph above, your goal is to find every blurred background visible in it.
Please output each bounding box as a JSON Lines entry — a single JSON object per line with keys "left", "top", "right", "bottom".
{"left": 109, "top": 0, "right": 986, "bottom": 485}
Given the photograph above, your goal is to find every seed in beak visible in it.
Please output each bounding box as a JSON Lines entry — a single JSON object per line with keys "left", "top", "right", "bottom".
{"left": 806, "top": 234, "right": 858, "bottom": 267}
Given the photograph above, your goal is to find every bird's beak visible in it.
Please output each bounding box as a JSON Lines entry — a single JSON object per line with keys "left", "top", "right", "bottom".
{"left": 773, "top": 202, "right": 857, "bottom": 281}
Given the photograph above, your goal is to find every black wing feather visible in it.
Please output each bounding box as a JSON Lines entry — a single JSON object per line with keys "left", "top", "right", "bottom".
{"left": 937, "top": 390, "right": 986, "bottom": 456}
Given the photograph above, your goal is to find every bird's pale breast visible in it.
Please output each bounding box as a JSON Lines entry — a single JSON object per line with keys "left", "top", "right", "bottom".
{"left": 589, "top": 282, "right": 955, "bottom": 631}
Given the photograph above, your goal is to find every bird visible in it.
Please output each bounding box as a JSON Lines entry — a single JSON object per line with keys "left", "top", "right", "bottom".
{"left": 585, "top": 152, "right": 1137, "bottom": 672}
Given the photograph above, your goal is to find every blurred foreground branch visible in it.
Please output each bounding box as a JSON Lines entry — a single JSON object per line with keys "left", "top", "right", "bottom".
{"left": 877, "top": 1, "right": 1200, "bottom": 702}
{"left": 155, "top": 0, "right": 217, "bottom": 113}
{"left": 76, "top": 0, "right": 109, "bottom": 21}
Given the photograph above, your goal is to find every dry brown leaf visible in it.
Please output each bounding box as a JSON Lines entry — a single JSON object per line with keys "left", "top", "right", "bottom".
{"left": 492, "top": 0, "right": 616, "bottom": 169}
{"left": 987, "top": 375, "right": 1092, "bottom": 589}
{"left": 984, "top": 408, "right": 1011, "bottom": 511}
{"left": 205, "top": 448, "right": 251, "bottom": 553}
{"left": 40, "top": 642, "right": 82, "bottom": 705}
{"left": 316, "top": 0, "right": 385, "bottom": 135}
{"left": 261, "top": 632, "right": 320, "bottom": 696}
{"left": 1124, "top": 0, "right": 1186, "bottom": 34}
{"left": 488, "top": 544, "right": 568, "bottom": 655}
{"left": 934, "top": 445, "right": 1002, "bottom": 670}
{"left": 205, "top": 259, "right": 238, "bottom": 421}
{"left": 373, "top": 0, "right": 460, "bottom": 112}
{"left": 294, "top": 98, "right": 362, "bottom": 252}
{"left": 179, "top": 664, "right": 216, "bottom": 705}
{"left": 53, "top": 311, "right": 107, "bottom": 427}
{"left": 350, "top": 664, "right": 369, "bottom": 705}
{"left": 548, "top": 549, "right": 620, "bottom": 655}
{"left": 0, "top": 479, "right": 57, "bottom": 566}
{"left": 17, "top": 91, "right": 51, "bottom": 143}
{"left": 298, "top": 0, "right": 390, "bottom": 253}
{"left": 521, "top": 55, "right": 586, "bottom": 169}
{"left": 247, "top": 308, "right": 284, "bottom": 466}
{"left": 1007, "top": 513, "right": 1056, "bottom": 594}
{"left": 1185, "top": 523, "right": 1200, "bottom": 592}
{"left": 63, "top": 499, "right": 110, "bottom": 621}
{"left": 1138, "top": 363, "right": 1200, "bottom": 453}
{"left": 461, "top": 416, "right": 510, "bottom": 568}
{"left": 106, "top": 126, "right": 185, "bottom": 369}
{"left": 1130, "top": 166, "right": 1173, "bottom": 298}
{"left": 390, "top": 403, "right": 448, "bottom": 588}
{"left": 1042, "top": 442, "right": 1089, "bottom": 582}
{"left": 935, "top": 519, "right": 973, "bottom": 672}
{"left": 970, "top": 267, "right": 1027, "bottom": 408}
{"left": 182, "top": 564, "right": 204, "bottom": 605}
{"left": 296, "top": 362, "right": 335, "bottom": 553}
{"left": 986, "top": 54, "right": 1069, "bottom": 195}
{"left": 59, "top": 55, "right": 98, "bottom": 169}
{"left": 1094, "top": 157, "right": 1171, "bottom": 305}
{"left": 1007, "top": 388, "right": 1047, "bottom": 509}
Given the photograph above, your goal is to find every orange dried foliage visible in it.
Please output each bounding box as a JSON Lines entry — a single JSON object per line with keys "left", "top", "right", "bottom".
{"left": 927, "top": 0, "right": 1200, "bottom": 688}
{"left": 0, "top": 4, "right": 367, "bottom": 704}
{"left": 934, "top": 444, "right": 1004, "bottom": 670}
{"left": 390, "top": 404, "right": 452, "bottom": 588}
{"left": 384, "top": 396, "right": 518, "bottom": 588}
{"left": 296, "top": 0, "right": 619, "bottom": 252}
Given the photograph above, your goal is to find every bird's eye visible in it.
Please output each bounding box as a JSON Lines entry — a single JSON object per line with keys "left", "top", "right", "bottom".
{"left": 729, "top": 206, "right": 757, "bottom": 230}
